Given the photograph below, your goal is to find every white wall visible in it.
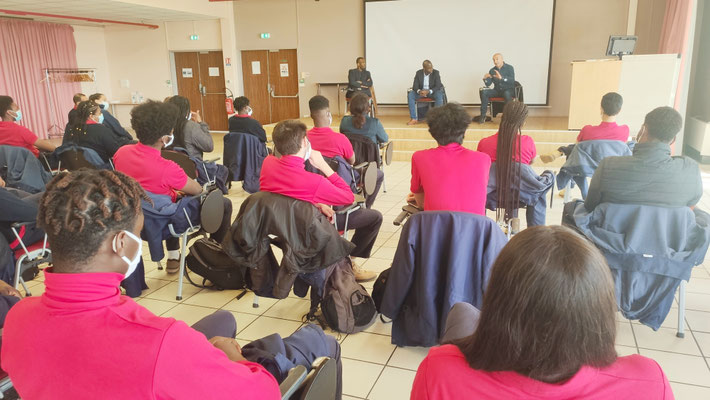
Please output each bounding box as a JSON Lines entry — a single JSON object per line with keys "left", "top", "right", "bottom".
{"left": 72, "top": 25, "right": 112, "bottom": 99}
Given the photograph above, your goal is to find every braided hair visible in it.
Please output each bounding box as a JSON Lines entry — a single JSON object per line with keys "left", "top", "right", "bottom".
{"left": 165, "top": 95, "right": 190, "bottom": 149}
{"left": 495, "top": 101, "right": 529, "bottom": 224}
{"left": 38, "top": 169, "right": 148, "bottom": 269}
{"left": 67, "top": 100, "right": 100, "bottom": 140}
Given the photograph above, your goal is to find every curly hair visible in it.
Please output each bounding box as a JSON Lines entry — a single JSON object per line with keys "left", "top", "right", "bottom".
{"left": 233, "top": 96, "right": 250, "bottom": 113}
{"left": 37, "top": 169, "right": 148, "bottom": 269}
{"left": 426, "top": 102, "right": 471, "bottom": 146}
{"left": 130, "top": 100, "right": 179, "bottom": 145}
{"left": 644, "top": 106, "right": 682, "bottom": 143}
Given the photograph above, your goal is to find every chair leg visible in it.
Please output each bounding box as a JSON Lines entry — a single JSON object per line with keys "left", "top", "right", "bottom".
{"left": 382, "top": 173, "right": 387, "bottom": 193}
{"left": 343, "top": 212, "right": 350, "bottom": 240}
{"left": 13, "top": 256, "right": 23, "bottom": 290}
{"left": 20, "top": 277, "right": 31, "bottom": 297}
{"left": 176, "top": 232, "right": 189, "bottom": 301}
{"left": 677, "top": 280, "right": 686, "bottom": 338}
{"left": 564, "top": 181, "right": 571, "bottom": 203}
{"left": 253, "top": 295, "right": 259, "bottom": 308}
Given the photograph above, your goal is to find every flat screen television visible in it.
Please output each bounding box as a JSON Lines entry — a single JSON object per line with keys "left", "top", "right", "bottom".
{"left": 606, "top": 35, "right": 638, "bottom": 59}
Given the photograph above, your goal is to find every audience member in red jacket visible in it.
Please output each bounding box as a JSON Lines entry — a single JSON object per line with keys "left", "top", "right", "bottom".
{"left": 541, "top": 92, "right": 630, "bottom": 163}
{"left": 412, "top": 226, "right": 673, "bottom": 400}
{"left": 408, "top": 103, "right": 491, "bottom": 214}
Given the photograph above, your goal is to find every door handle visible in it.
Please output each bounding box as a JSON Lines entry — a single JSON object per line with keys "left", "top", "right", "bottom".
{"left": 268, "top": 86, "right": 299, "bottom": 98}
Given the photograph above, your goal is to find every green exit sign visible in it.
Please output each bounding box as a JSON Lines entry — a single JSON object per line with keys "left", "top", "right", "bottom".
{"left": 189, "top": 34, "right": 199, "bottom": 40}
{"left": 260, "top": 33, "right": 271, "bottom": 39}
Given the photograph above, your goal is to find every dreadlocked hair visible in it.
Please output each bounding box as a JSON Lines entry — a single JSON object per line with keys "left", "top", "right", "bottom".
{"left": 37, "top": 169, "right": 149, "bottom": 269}
{"left": 495, "top": 101, "right": 529, "bottom": 224}
{"left": 67, "top": 100, "right": 100, "bottom": 140}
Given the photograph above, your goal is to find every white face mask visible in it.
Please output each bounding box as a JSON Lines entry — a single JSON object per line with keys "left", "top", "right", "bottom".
{"left": 186, "top": 112, "right": 191, "bottom": 120}
{"left": 327, "top": 112, "right": 333, "bottom": 126}
{"left": 247, "top": 106, "right": 253, "bottom": 116}
{"left": 163, "top": 134, "right": 174, "bottom": 147}
{"left": 303, "top": 139, "right": 312, "bottom": 161}
{"left": 112, "top": 230, "right": 142, "bottom": 278}
{"left": 101, "top": 101, "right": 110, "bottom": 110}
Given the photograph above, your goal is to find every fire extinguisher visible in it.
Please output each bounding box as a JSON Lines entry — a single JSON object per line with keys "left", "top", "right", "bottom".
{"left": 224, "top": 87, "right": 235, "bottom": 115}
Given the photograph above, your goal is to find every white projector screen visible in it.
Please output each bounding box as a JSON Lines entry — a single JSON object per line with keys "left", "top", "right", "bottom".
{"left": 365, "top": 0, "right": 555, "bottom": 105}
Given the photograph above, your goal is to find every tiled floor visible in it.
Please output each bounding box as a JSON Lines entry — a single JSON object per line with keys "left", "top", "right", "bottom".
{"left": 22, "top": 159, "right": 710, "bottom": 399}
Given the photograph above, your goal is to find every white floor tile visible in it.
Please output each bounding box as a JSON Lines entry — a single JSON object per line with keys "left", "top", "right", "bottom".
{"left": 341, "top": 358, "right": 383, "bottom": 398}
{"left": 633, "top": 325, "right": 702, "bottom": 356}
{"left": 222, "top": 291, "right": 279, "bottom": 315}
{"left": 341, "top": 332, "right": 396, "bottom": 364}
{"left": 183, "top": 288, "right": 242, "bottom": 309}
{"left": 639, "top": 349, "right": 710, "bottom": 386}
{"left": 263, "top": 297, "right": 312, "bottom": 322}
{"left": 135, "top": 298, "right": 177, "bottom": 316}
{"left": 368, "top": 367, "right": 416, "bottom": 400}
{"left": 388, "top": 346, "right": 430, "bottom": 371}
{"left": 669, "top": 382, "right": 710, "bottom": 400}
{"left": 161, "top": 303, "right": 219, "bottom": 326}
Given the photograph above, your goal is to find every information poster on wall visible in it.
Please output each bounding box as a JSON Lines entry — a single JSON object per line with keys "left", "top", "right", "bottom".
{"left": 251, "top": 61, "right": 261, "bottom": 75}
{"left": 280, "top": 63, "right": 289, "bottom": 77}
{"left": 182, "top": 68, "right": 193, "bottom": 78}
{"left": 208, "top": 67, "right": 220, "bottom": 77}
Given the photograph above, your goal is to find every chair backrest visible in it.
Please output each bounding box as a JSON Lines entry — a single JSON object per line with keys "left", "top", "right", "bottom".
{"left": 58, "top": 148, "right": 97, "bottom": 171}
{"left": 343, "top": 132, "right": 380, "bottom": 166}
{"left": 383, "top": 141, "right": 394, "bottom": 166}
{"left": 486, "top": 162, "right": 554, "bottom": 208}
{"left": 200, "top": 189, "right": 225, "bottom": 234}
{"left": 296, "top": 357, "right": 337, "bottom": 400}
{"left": 362, "top": 161, "right": 378, "bottom": 196}
{"left": 161, "top": 149, "right": 197, "bottom": 179}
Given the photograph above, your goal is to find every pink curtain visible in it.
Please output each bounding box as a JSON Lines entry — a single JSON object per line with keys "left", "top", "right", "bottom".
{"left": 0, "top": 19, "right": 80, "bottom": 139}
{"left": 658, "top": 0, "right": 694, "bottom": 110}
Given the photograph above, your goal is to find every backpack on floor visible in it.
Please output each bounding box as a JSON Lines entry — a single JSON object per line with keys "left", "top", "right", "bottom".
{"left": 371, "top": 267, "right": 391, "bottom": 313}
{"left": 321, "top": 258, "right": 377, "bottom": 333}
{"left": 185, "top": 237, "right": 246, "bottom": 290}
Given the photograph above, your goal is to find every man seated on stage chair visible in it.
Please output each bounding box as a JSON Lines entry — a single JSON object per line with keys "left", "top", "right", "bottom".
{"left": 407, "top": 60, "right": 444, "bottom": 126}
{"left": 260, "top": 119, "right": 381, "bottom": 282}
{"left": 541, "top": 92, "right": 629, "bottom": 163}
{"left": 346, "top": 57, "right": 372, "bottom": 99}
{"left": 582, "top": 106, "right": 701, "bottom": 212}
{"left": 478, "top": 53, "right": 515, "bottom": 124}
{"left": 407, "top": 103, "right": 491, "bottom": 215}
{"left": 307, "top": 95, "right": 384, "bottom": 210}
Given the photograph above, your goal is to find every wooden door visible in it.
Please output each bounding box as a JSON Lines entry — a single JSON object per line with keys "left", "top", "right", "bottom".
{"left": 198, "top": 51, "right": 229, "bottom": 131}
{"left": 241, "top": 50, "right": 270, "bottom": 125}
{"left": 268, "top": 49, "right": 300, "bottom": 123}
{"left": 174, "top": 52, "right": 202, "bottom": 114}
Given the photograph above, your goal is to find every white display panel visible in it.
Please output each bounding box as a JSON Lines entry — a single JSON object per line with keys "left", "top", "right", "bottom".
{"left": 365, "top": 0, "right": 555, "bottom": 104}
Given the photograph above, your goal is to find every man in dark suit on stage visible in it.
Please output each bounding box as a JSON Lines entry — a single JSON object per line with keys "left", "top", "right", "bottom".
{"left": 347, "top": 57, "right": 372, "bottom": 99}
{"left": 407, "top": 60, "right": 444, "bottom": 125}
{"left": 478, "top": 53, "right": 515, "bottom": 124}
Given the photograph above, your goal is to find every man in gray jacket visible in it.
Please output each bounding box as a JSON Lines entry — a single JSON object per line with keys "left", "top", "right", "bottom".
{"left": 584, "top": 106, "right": 702, "bottom": 211}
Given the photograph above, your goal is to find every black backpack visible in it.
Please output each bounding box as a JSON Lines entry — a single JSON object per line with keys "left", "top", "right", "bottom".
{"left": 320, "top": 258, "right": 377, "bottom": 333}
{"left": 185, "top": 238, "right": 246, "bottom": 290}
{"left": 371, "top": 267, "right": 390, "bottom": 313}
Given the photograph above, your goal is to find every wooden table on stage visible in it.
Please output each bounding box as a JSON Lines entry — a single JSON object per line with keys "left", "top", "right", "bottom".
{"left": 316, "top": 82, "right": 348, "bottom": 115}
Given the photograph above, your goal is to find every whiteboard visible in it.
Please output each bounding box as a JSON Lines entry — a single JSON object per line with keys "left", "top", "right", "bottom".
{"left": 365, "top": 0, "right": 555, "bottom": 104}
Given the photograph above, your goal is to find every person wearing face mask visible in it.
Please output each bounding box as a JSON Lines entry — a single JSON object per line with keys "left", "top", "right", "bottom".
{"left": 62, "top": 100, "right": 130, "bottom": 163}
{"left": 89, "top": 92, "right": 133, "bottom": 141}
{"left": 261, "top": 119, "right": 382, "bottom": 282}
{"left": 113, "top": 100, "right": 233, "bottom": 273}
{"left": 581, "top": 106, "right": 702, "bottom": 212}
{"left": 165, "top": 95, "right": 213, "bottom": 160}
{"left": 228, "top": 96, "right": 267, "bottom": 143}
{"left": 0, "top": 169, "right": 289, "bottom": 399}
{"left": 0, "top": 95, "right": 57, "bottom": 157}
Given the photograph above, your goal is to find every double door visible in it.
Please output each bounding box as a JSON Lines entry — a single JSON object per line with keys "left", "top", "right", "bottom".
{"left": 174, "top": 51, "right": 229, "bottom": 131}
{"left": 240, "top": 49, "right": 300, "bottom": 125}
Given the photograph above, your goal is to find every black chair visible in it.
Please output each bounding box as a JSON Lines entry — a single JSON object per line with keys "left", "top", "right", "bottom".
{"left": 58, "top": 148, "right": 98, "bottom": 171}
{"left": 280, "top": 357, "right": 337, "bottom": 400}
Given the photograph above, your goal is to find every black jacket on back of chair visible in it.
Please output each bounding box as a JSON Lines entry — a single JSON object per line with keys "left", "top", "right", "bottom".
{"left": 223, "top": 191, "right": 355, "bottom": 299}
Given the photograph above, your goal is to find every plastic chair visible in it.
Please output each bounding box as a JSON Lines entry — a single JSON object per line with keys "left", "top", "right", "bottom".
{"left": 379, "top": 141, "right": 393, "bottom": 193}
{"left": 280, "top": 357, "right": 337, "bottom": 400}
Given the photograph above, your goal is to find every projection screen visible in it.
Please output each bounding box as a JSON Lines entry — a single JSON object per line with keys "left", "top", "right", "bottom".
{"left": 365, "top": 0, "right": 555, "bottom": 105}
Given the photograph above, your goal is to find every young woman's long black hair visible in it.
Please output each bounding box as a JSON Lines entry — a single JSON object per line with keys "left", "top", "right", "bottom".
{"left": 165, "top": 95, "right": 191, "bottom": 149}
{"left": 495, "top": 101, "right": 528, "bottom": 223}
{"left": 67, "top": 101, "right": 100, "bottom": 139}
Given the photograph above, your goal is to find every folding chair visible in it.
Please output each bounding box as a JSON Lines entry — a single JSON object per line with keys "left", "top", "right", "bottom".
{"left": 379, "top": 141, "right": 393, "bottom": 193}
{"left": 0, "top": 369, "right": 13, "bottom": 399}
{"left": 10, "top": 222, "right": 51, "bottom": 295}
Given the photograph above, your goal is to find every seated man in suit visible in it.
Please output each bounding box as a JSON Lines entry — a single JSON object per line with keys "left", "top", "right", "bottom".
{"left": 583, "top": 106, "right": 701, "bottom": 212}
{"left": 478, "top": 53, "right": 515, "bottom": 124}
{"left": 346, "top": 57, "right": 372, "bottom": 99}
{"left": 89, "top": 93, "right": 133, "bottom": 141}
{"left": 407, "top": 60, "right": 444, "bottom": 126}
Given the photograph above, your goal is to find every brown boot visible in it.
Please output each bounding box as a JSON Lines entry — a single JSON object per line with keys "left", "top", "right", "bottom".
{"left": 352, "top": 260, "right": 376, "bottom": 282}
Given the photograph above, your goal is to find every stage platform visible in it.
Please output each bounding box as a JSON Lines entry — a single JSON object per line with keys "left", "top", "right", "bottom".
{"left": 262, "top": 115, "right": 577, "bottom": 167}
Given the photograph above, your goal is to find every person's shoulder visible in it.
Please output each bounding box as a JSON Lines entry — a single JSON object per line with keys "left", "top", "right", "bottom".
{"left": 114, "top": 142, "right": 137, "bottom": 156}
{"left": 599, "top": 354, "right": 668, "bottom": 382}
{"left": 424, "top": 344, "right": 468, "bottom": 363}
